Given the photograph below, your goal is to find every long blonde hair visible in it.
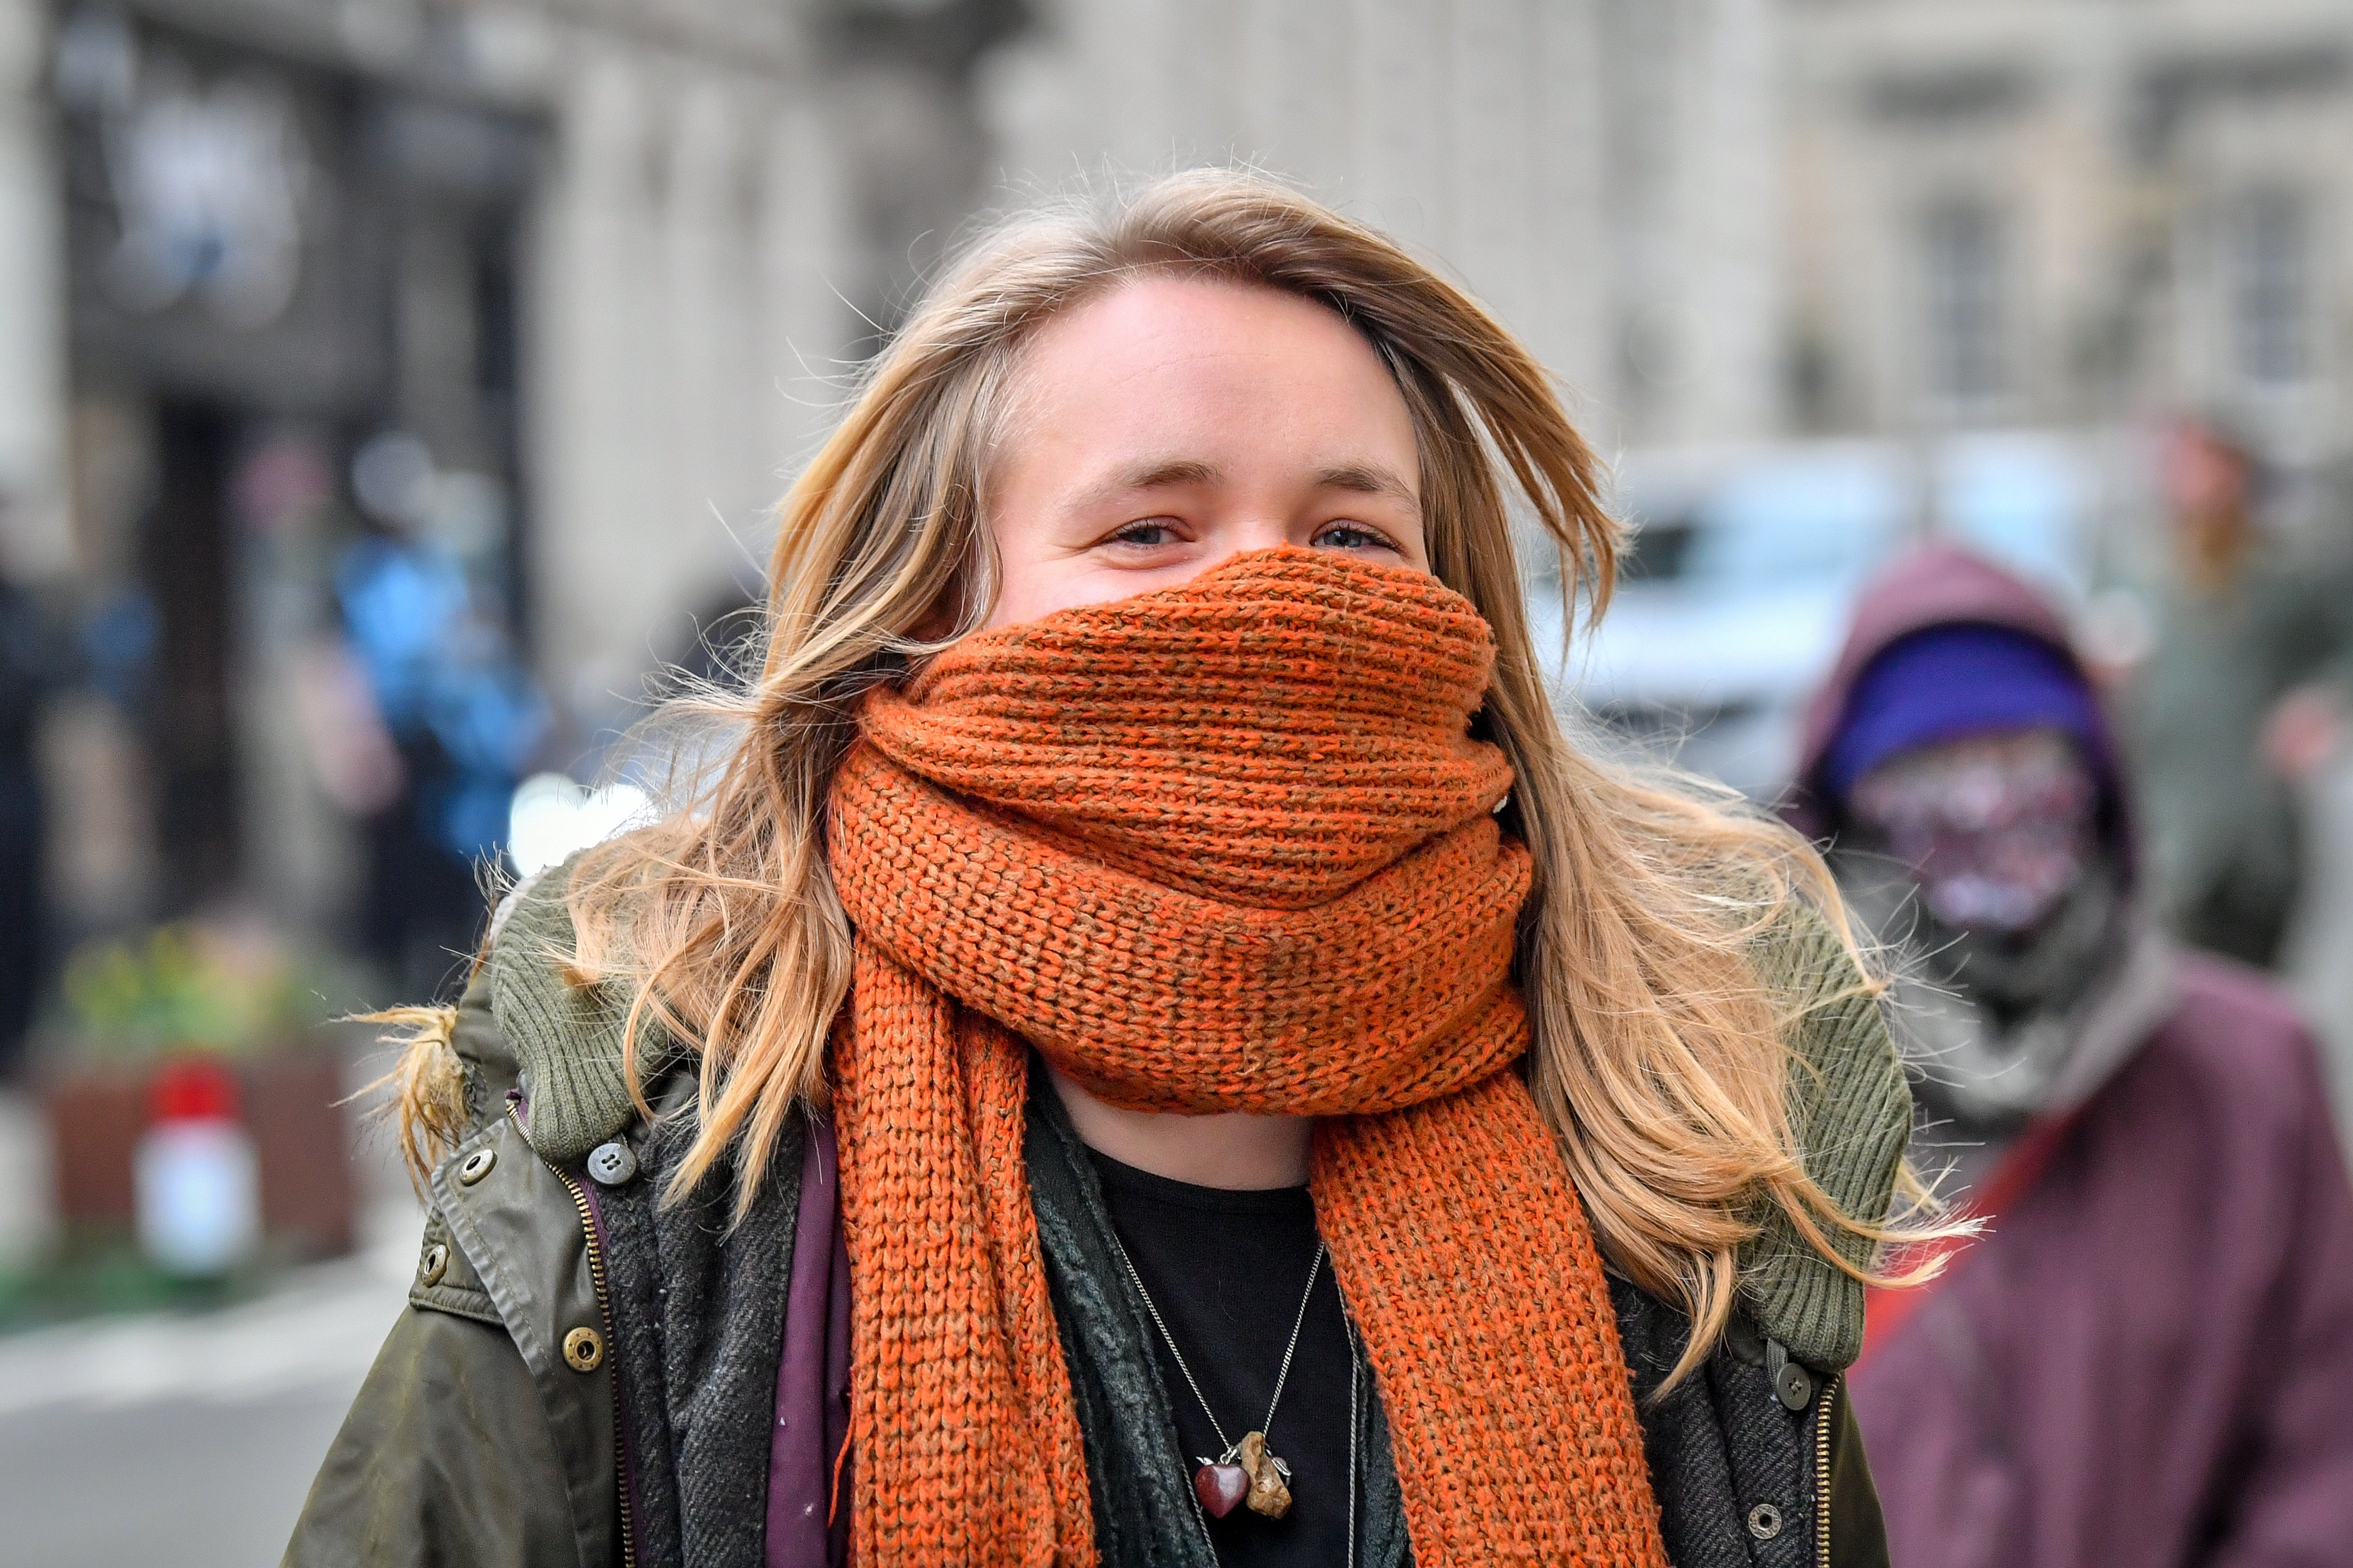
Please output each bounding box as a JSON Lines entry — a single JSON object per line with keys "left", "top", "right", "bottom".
{"left": 567, "top": 169, "right": 1923, "bottom": 1378}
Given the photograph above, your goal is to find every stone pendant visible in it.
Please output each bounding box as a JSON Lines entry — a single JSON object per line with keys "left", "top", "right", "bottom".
{"left": 1194, "top": 1430, "right": 1296, "bottom": 1520}
{"left": 1235, "top": 1431, "right": 1293, "bottom": 1519}
{"left": 1193, "top": 1458, "right": 1251, "bottom": 1518}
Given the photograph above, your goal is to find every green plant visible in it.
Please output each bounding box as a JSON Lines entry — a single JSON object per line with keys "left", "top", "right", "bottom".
{"left": 57, "top": 921, "right": 331, "bottom": 1061}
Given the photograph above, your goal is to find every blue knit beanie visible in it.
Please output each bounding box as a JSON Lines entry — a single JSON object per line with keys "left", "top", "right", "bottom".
{"left": 1822, "top": 624, "right": 2104, "bottom": 802}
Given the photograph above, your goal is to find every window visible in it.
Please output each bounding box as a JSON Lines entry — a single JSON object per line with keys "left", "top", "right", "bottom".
{"left": 2229, "top": 189, "right": 2313, "bottom": 387}
{"left": 1921, "top": 198, "right": 2006, "bottom": 411}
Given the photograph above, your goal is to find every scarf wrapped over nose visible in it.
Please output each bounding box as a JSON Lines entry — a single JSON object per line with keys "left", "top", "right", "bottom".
{"left": 827, "top": 548, "right": 1667, "bottom": 1565}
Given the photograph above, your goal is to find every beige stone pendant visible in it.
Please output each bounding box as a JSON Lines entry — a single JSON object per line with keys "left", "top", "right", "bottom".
{"left": 1234, "top": 1430, "right": 1293, "bottom": 1519}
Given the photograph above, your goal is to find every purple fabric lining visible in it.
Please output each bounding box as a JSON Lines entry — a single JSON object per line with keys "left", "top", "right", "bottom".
{"left": 768, "top": 1118, "right": 853, "bottom": 1568}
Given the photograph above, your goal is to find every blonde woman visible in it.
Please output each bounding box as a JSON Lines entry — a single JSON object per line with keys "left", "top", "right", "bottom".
{"left": 290, "top": 171, "right": 1920, "bottom": 1568}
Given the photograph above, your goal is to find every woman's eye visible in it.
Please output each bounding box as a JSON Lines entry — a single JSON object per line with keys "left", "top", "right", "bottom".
{"left": 1314, "top": 522, "right": 1397, "bottom": 553}
{"left": 1109, "top": 519, "right": 1181, "bottom": 547}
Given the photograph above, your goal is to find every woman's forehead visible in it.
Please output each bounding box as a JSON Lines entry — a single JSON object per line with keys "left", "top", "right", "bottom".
{"left": 995, "top": 274, "right": 1418, "bottom": 480}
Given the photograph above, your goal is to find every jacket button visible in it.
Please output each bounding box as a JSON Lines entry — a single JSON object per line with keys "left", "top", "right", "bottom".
{"left": 586, "top": 1141, "right": 639, "bottom": 1186}
{"left": 1747, "top": 1503, "right": 1783, "bottom": 1540}
{"left": 420, "top": 1242, "right": 449, "bottom": 1287}
{"left": 458, "top": 1147, "right": 497, "bottom": 1186}
{"left": 563, "top": 1326, "right": 604, "bottom": 1373}
{"left": 1775, "top": 1360, "right": 1815, "bottom": 1411}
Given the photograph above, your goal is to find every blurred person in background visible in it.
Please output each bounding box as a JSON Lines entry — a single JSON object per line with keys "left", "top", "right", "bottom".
{"left": 288, "top": 172, "right": 1934, "bottom": 1568}
{"left": 1791, "top": 542, "right": 2353, "bottom": 1568}
{"left": 329, "top": 434, "right": 551, "bottom": 999}
{"left": 2129, "top": 419, "right": 2353, "bottom": 969}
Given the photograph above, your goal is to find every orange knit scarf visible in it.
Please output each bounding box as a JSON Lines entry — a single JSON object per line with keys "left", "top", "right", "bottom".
{"left": 827, "top": 549, "right": 1667, "bottom": 1565}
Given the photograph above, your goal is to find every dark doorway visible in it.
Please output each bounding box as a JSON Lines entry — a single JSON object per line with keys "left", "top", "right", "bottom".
{"left": 143, "top": 401, "right": 239, "bottom": 910}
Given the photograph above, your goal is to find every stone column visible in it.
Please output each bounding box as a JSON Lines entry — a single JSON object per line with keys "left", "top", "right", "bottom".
{"left": 1347, "top": 0, "right": 1454, "bottom": 256}
{"left": 663, "top": 70, "right": 768, "bottom": 580}
{"left": 527, "top": 34, "right": 666, "bottom": 719}
{"left": 529, "top": 25, "right": 857, "bottom": 720}
{"left": 1677, "top": 0, "right": 1781, "bottom": 443}
{"left": 1530, "top": 0, "right": 1609, "bottom": 402}
{"left": 1449, "top": 0, "right": 1540, "bottom": 338}
{"left": 0, "top": 0, "right": 69, "bottom": 580}
{"left": 760, "top": 93, "right": 854, "bottom": 487}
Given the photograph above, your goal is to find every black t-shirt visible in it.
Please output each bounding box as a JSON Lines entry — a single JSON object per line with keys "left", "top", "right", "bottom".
{"left": 1086, "top": 1147, "right": 1355, "bottom": 1566}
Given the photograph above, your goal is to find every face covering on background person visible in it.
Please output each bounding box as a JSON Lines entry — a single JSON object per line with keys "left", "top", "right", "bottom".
{"left": 1838, "top": 729, "right": 2125, "bottom": 1129}
{"left": 1851, "top": 730, "right": 2094, "bottom": 934}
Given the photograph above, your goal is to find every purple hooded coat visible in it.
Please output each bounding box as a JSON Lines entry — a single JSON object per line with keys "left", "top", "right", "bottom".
{"left": 1795, "top": 545, "right": 2353, "bottom": 1568}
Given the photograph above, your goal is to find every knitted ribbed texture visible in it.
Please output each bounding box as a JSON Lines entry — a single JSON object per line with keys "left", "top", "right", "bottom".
{"left": 489, "top": 869, "right": 638, "bottom": 1162}
{"left": 828, "top": 549, "right": 1670, "bottom": 1567}
{"left": 483, "top": 882, "right": 1907, "bottom": 1376}
{"left": 1739, "top": 912, "right": 1911, "bottom": 1369}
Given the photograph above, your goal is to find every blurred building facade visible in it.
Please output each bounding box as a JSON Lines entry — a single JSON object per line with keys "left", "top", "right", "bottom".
{"left": 984, "top": 0, "right": 1785, "bottom": 452}
{"left": 0, "top": 0, "right": 2349, "bottom": 978}
{"left": 991, "top": 0, "right": 2353, "bottom": 479}
{"left": 1784, "top": 0, "right": 2353, "bottom": 476}
{"left": 0, "top": 0, "right": 1015, "bottom": 975}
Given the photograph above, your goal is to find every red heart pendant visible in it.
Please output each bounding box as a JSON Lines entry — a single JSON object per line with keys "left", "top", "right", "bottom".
{"left": 1193, "top": 1462, "right": 1250, "bottom": 1518}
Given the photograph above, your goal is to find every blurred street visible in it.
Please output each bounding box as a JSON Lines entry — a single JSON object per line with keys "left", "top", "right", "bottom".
{"left": 0, "top": 1203, "right": 416, "bottom": 1567}
{"left": 0, "top": 1056, "right": 421, "bottom": 1564}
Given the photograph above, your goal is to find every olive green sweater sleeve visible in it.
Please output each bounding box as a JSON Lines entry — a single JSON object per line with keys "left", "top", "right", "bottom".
{"left": 1737, "top": 908, "right": 1912, "bottom": 1371}
{"left": 489, "top": 866, "right": 639, "bottom": 1163}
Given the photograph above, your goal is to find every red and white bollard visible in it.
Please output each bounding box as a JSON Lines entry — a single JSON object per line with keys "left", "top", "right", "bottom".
{"left": 135, "top": 1057, "right": 260, "bottom": 1276}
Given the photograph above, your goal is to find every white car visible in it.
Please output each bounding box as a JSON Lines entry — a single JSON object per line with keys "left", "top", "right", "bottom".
{"left": 1530, "top": 435, "right": 2094, "bottom": 801}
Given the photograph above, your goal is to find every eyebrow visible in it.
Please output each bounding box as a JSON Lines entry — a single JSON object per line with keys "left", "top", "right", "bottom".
{"left": 1314, "top": 462, "right": 1421, "bottom": 514}
{"left": 1071, "top": 457, "right": 1421, "bottom": 514}
{"left": 1071, "top": 458, "right": 1224, "bottom": 512}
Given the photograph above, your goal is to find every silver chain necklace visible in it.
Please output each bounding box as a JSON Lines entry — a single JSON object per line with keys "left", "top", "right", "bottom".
{"left": 1109, "top": 1227, "right": 1353, "bottom": 1550}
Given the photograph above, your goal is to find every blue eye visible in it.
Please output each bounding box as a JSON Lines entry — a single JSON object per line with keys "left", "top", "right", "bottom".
{"left": 1316, "top": 524, "right": 1392, "bottom": 551}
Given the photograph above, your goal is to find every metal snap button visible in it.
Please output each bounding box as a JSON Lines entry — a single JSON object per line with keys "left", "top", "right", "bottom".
{"left": 563, "top": 1326, "right": 605, "bottom": 1373}
{"left": 420, "top": 1242, "right": 449, "bottom": 1287}
{"left": 458, "top": 1147, "right": 497, "bottom": 1186}
{"left": 1747, "top": 1503, "right": 1783, "bottom": 1540}
{"left": 586, "top": 1140, "right": 638, "bottom": 1186}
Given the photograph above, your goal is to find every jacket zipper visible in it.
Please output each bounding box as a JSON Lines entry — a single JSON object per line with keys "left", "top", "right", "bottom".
{"left": 518, "top": 1109, "right": 640, "bottom": 1568}
{"left": 1814, "top": 1371, "right": 1840, "bottom": 1568}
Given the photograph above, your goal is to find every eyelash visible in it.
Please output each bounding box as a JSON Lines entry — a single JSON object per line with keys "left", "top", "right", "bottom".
{"left": 1315, "top": 521, "right": 1397, "bottom": 552}
{"left": 1103, "top": 518, "right": 1401, "bottom": 552}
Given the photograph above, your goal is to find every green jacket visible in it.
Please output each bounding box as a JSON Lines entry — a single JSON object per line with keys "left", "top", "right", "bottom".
{"left": 287, "top": 875, "right": 1905, "bottom": 1567}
